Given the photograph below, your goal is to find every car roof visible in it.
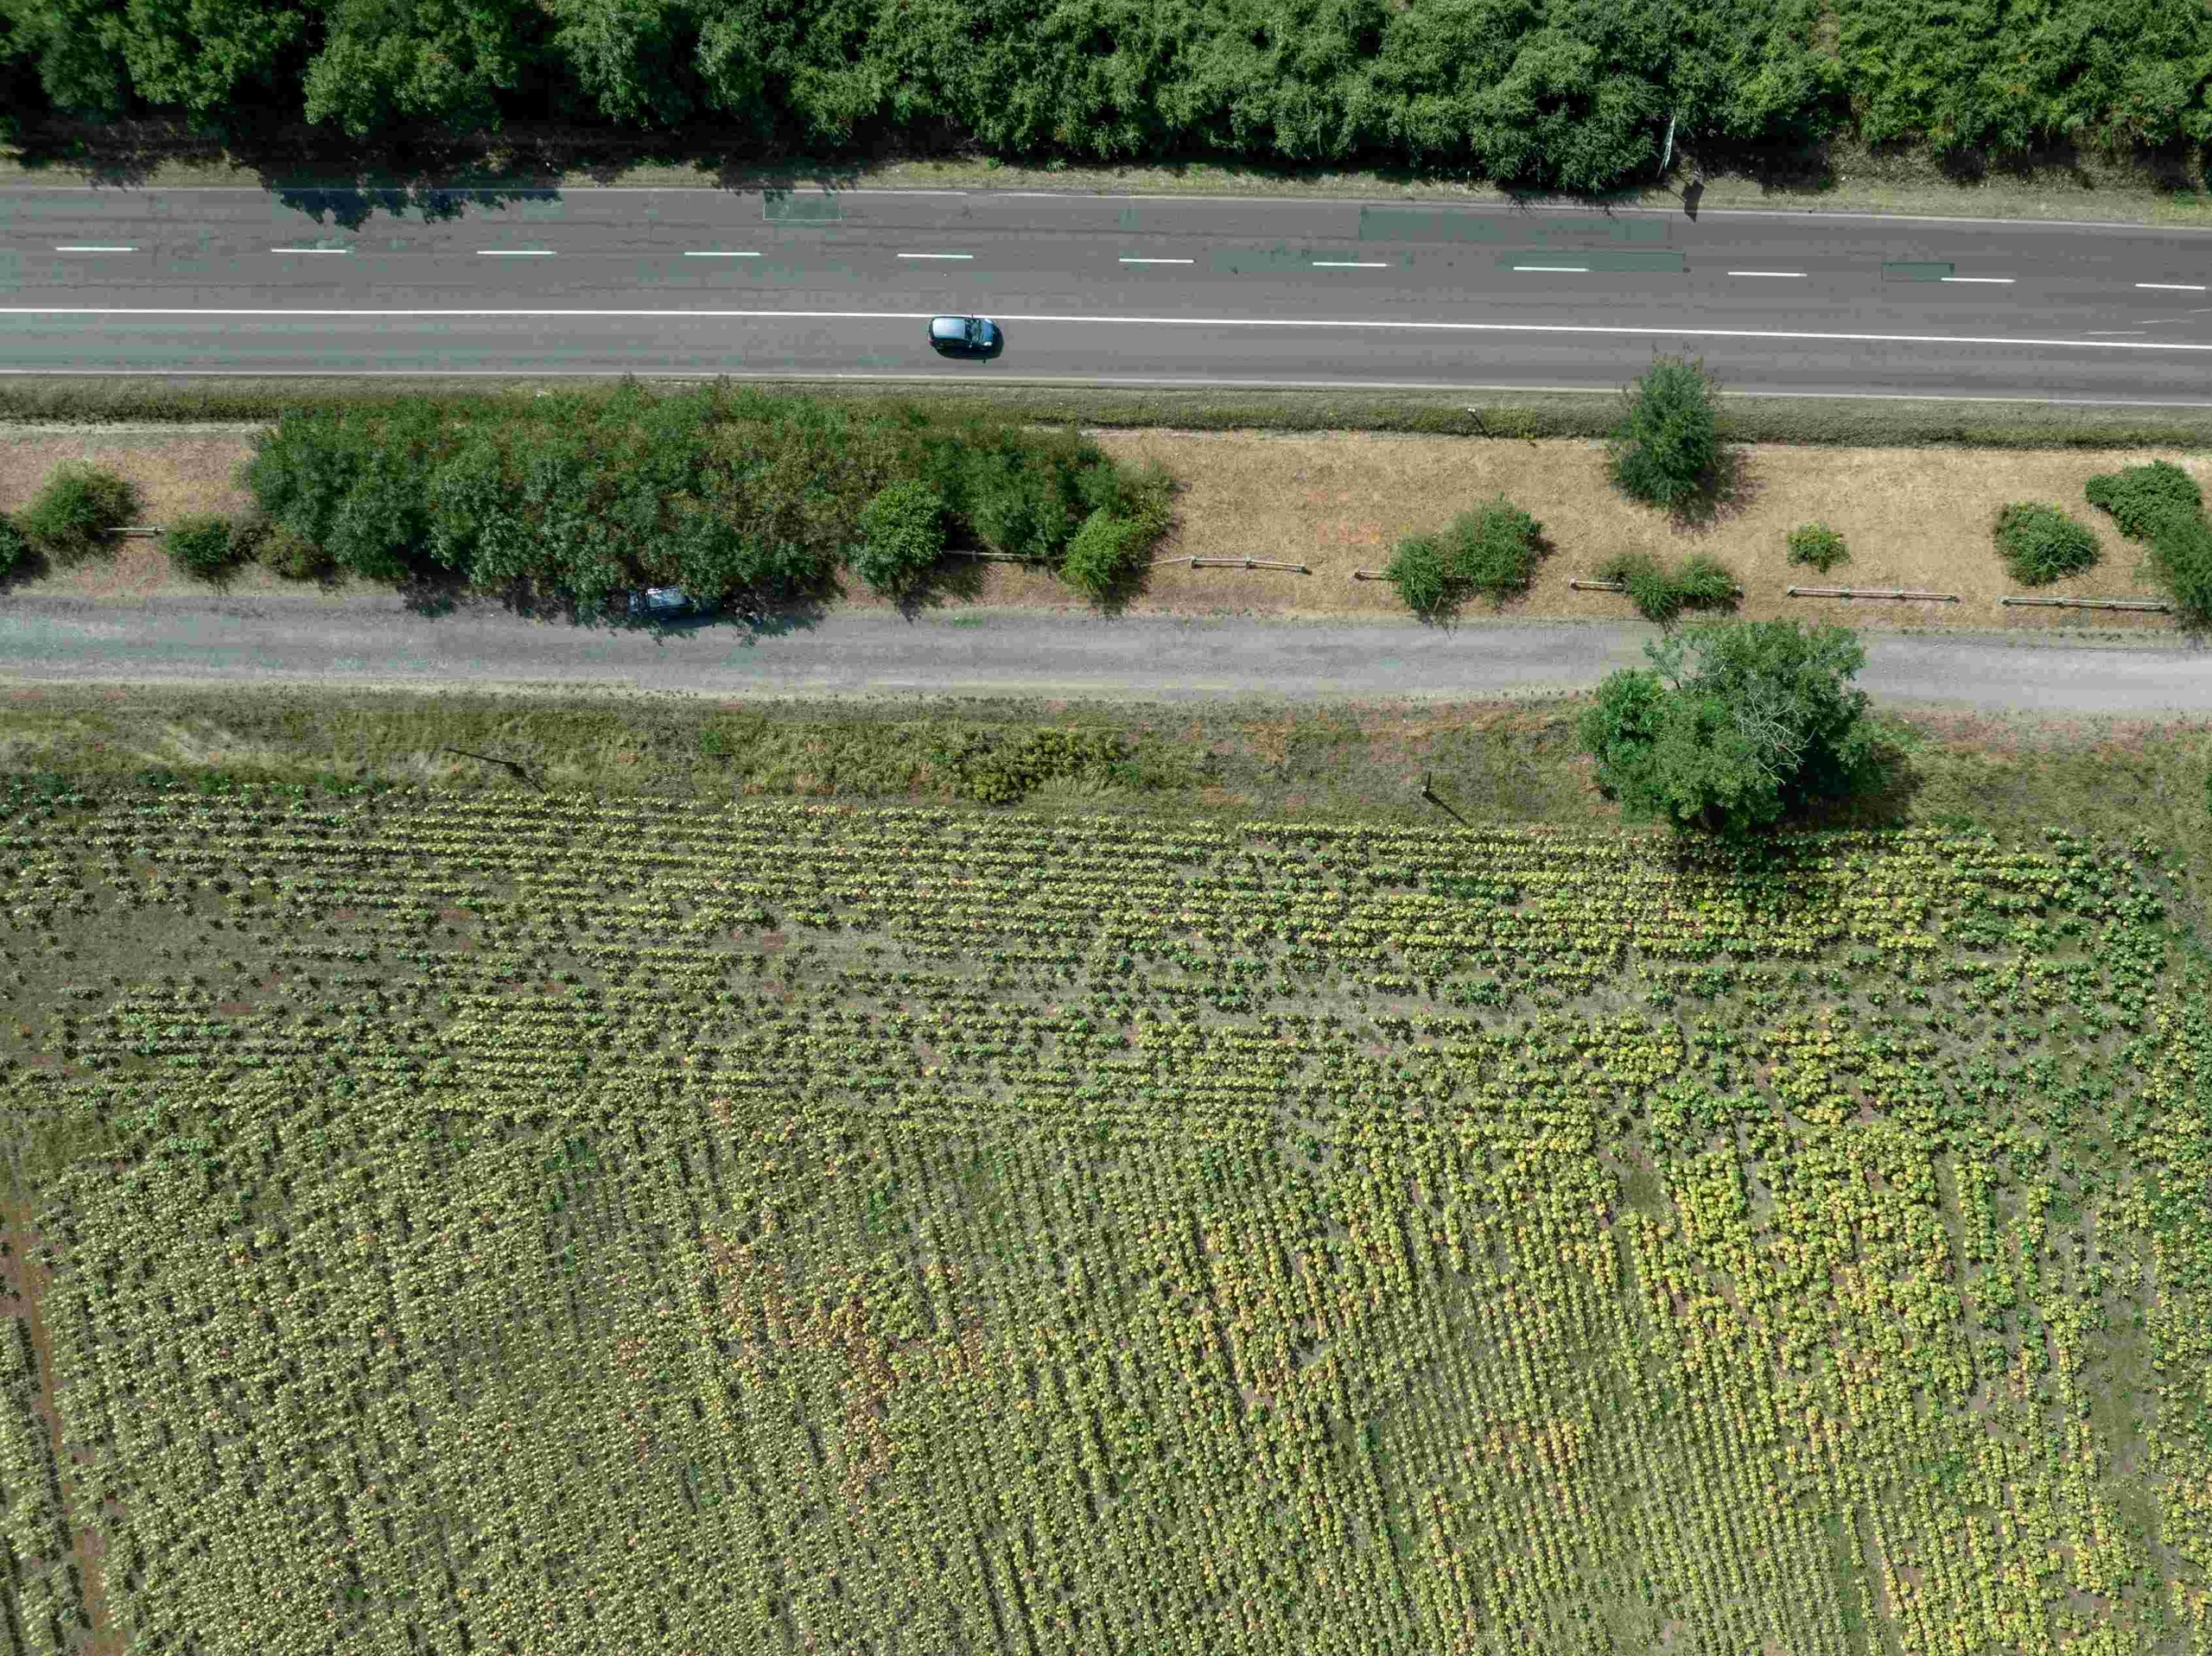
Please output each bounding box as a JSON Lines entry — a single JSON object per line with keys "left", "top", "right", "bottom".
{"left": 930, "top": 315, "right": 970, "bottom": 337}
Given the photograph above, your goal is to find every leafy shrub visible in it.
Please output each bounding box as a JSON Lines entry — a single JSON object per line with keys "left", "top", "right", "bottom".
{"left": 1993, "top": 503, "right": 2100, "bottom": 586}
{"left": 163, "top": 515, "right": 243, "bottom": 581}
{"left": 931, "top": 726, "right": 1132, "bottom": 804}
{"left": 1382, "top": 532, "right": 1456, "bottom": 621}
{"left": 1579, "top": 619, "right": 1879, "bottom": 835}
{"left": 257, "top": 524, "right": 334, "bottom": 582}
{"left": 1060, "top": 511, "right": 1148, "bottom": 601}
{"left": 1445, "top": 497, "right": 1545, "bottom": 604}
{"left": 1786, "top": 522, "right": 1850, "bottom": 574}
{"left": 240, "top": 385, "right": 1156, "bottom": 614}
{"left": 1607, "top": 358, "right": 1723, "bottom": 511}
{"left": 0, "top": 516, "right": 26, "bottom": 580}
{"left": 2084, "top": 460, "right": 2202, "bottom": 542}
{"left": 1599, "top": 550, "right": 1740, "bottom": 624}
{"left": 2149, "top": 515, "right": 2212, "bottom": 629}
{"left": 19, "top": 464, "right": 138, "bottom": 563}
{"left": 852, "top": 481, "right": 947, "bottom": 598}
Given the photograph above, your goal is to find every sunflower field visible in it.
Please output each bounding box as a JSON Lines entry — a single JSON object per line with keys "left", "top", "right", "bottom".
{"left": 0, "top": 782, "right": 2207, "bottom": 1655}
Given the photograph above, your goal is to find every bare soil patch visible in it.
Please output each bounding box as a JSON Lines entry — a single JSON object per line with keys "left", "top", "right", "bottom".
{"left": 2, "top": 425, "right": 2196, "bottom": 629}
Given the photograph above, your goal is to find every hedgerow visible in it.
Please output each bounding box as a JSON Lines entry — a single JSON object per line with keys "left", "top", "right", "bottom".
{"left": 239, "top": 382, "right": 1166, "bottom": 612}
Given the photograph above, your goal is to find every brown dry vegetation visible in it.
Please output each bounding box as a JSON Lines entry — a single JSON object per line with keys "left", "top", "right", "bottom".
{"left": 0, "top": 424, "right": 2199, "bottom": 629}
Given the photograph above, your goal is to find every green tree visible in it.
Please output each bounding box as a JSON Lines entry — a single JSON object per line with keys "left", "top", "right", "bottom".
{"left": 1608, "top": 356, "right": 1724, "bottom": 511}
{"left": 549, "top": 0, "right": 696, "bottom": 125}
{"left": 302, "top": 0, "right": 531, "bottom": 135}
{"left": 852, "top": 479, "right": 947, "bottom": 599}
{"left": 115, "top": 0, "right": 302, "bottom": 124}
{"left": 0, "top": 514, "right": 27, "bottom": 579}
{"left": 20, "top": 463, "right": 138, "bottom": 563}
{"left": 1579, "top": 619, "right": 1879, "bottom": 835}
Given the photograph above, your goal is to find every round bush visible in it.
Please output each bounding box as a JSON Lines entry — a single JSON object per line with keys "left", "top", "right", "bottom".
{"left": 257, "top": 523, "right": 334, "bottom": 582}
{"left": 1607, "top": 357, "right": 1722, "bottom": 511}
{"left": 1060, "top": 510, "right": 1146, "bottom": 601}
{"left": 1382, "top": 532, "right": 1455, "bottom": 621}
{"left": 164, "top": 515, "right": 240, "bottom": 581}
{"left": 852, "top": 480, "right": 947, "bottom": 598}
{"left": 20, "top": 463, "right": 139, "bottom": 563}
{"left": 1445, "top": 498, "right": 1544, "bottom": 604}
{"left": 1674, "top": 552, "right": 1740, "bottom": 612}
{"left": 1994, "top": 503, "right": 2101, "bottom": 586}
{"left": 1786, "top": 522, "right": 1850, "bottom": 574}
{"left": 0, "top": 515, "right": 27, "bottom": 580}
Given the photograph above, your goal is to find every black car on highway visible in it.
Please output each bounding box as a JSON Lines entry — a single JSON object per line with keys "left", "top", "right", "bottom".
{"left": 928, "top": 315, "right": 1003, "bottom": 359}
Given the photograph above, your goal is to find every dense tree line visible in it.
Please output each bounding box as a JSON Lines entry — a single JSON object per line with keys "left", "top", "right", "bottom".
{"left": 3, "top": 0, "right": 2208, "bottom": 190}
{"left": 233, "top": 382, "right": 1169, "bottom": 609}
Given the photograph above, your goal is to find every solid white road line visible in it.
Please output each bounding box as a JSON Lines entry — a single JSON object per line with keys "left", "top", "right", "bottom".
{"left": 53, "top": 246, "right": 136, "bottom": 253}
{"left": 1119, "top": 257, "right": 1194, "bottom": 264}
{"left": 1728, "top": 270, "right": 1805, "bottom": 277}
{"left": 2138, "top": 282, "right": 2208, "bottom": 291}
{"left": 1941, "top": 276, "right": 2014, "bottom": 283}
{"left": 683, "top": 251, "right": 761, "bottom": 258}
{"left": 478, "top": 250, "right": 555, "bottom": 257}
{"left": 10, "top": 307, "right": 2212, "bottom": 354}
{"left": 1512, "top": 264, "right": 1588, "bottom": 272}
{"left": 1312, "top": 261, "right": 1388, "bottom": 268}
{"left": 897, "top": 252, "right": 973, "bottom": 260}
{"left": 270, "top": 247, "right": 347, "bottom": 254}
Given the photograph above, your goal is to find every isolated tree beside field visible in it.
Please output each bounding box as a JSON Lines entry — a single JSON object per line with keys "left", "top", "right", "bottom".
{"left": 1580, "top": 619, "right": 1880, "bottom": 835}
{"left": 1608, "top": 356, "right": 1724, "bottom": 512}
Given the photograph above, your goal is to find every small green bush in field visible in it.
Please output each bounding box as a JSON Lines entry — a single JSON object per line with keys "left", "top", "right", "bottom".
{"left": 1060, "top": 511, "right": 1148, "bottom": 601}
{"left": 20, "top": 464, "right": 138, "bottom": 563}
{"left": 258, "top": 523, "right": 334, "bottom": 582}
{"left": 852, "top": 481, "right": 947, "bottom": 598}
{"left": 0, "top": 516, "right": 27, "bottom": 579}
{"left": 1993, "top": 503, "right": 2100, "bottom": 586}
{"left": 2084, "top": 460, "right": 2201, "bottom": 542}
{"left": 1382, "top": 531, "right": 1456, "bottom": 621}
{"left": 1444, "top": 497, "right": 1545, "bottom": 605}
{"left": 1674, "top": 553, "right": 1740, "bottom": 612}
{"left": 1786, "top": 522, "right": 1850, "bottom": 574}
{"left": 1599, "top": 550, "right": 1740, "bottom": 625}
{"left": 163, "top": 516, "right": 242, "bottom": 581}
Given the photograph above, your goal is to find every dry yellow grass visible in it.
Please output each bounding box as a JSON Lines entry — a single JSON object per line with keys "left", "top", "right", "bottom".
{"left": 1, "top": 425, "right": 2198, "bottom": 629}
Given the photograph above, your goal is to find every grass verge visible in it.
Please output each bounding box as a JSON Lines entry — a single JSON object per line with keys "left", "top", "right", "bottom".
{"left": 4, "top": 683, "right": 2204, "bottom": 930}
{"left": 7, "top": 378, "right": 2212, "bottom": 450}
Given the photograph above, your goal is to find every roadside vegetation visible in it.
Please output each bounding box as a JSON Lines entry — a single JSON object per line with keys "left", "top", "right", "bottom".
{"left": 1993, "top": 502, "right": 2102, "bottom": 587}
{"left": 2086, "top": 460, "right": 2212, "bottom": 627}
{"left": 1382, "top": 496, "right": 1546, "bottom": 622}
{"left": 232, "top": 383, "right": 1173, "bottom": 613}
{"left": 3, "top": 0, "right": 2209, "bottom": 195}
{"left": 1579, "top": 619, "right": 1882, "bottom": 835}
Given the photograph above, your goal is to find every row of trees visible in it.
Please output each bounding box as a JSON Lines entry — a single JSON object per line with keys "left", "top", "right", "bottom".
{"left": 3, "top": 0, "right": 2206, "bottom": 189}
{"left": 235, "top": 384, "right": 1171, "bottom": 610}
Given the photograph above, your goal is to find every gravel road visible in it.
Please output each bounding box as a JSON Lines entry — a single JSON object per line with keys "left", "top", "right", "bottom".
{"left": 1, "top": 594, "right": 2208, "bottom": 713}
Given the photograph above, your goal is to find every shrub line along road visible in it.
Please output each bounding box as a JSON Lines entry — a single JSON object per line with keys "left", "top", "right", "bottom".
{"left": 1, "top": 597, "right": 2207, "bottom": 714}
{"left": 3, "top": 187, "right": 2212, "bottom": 402}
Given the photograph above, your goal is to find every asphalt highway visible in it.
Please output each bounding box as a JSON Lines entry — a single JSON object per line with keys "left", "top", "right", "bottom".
{"left": 3, "top": 187, "right": 2212, "bottom": 399}
{"left": 1, "top": 597, "right": 2205, "bottom": 713}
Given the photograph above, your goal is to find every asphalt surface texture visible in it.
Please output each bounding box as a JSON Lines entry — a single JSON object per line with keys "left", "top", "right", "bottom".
{"left": 3, "top": 186, "right": 2212, "bottom": 400}
{"left": 1, "top": 595, "right": 2205, "bottom": 713}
